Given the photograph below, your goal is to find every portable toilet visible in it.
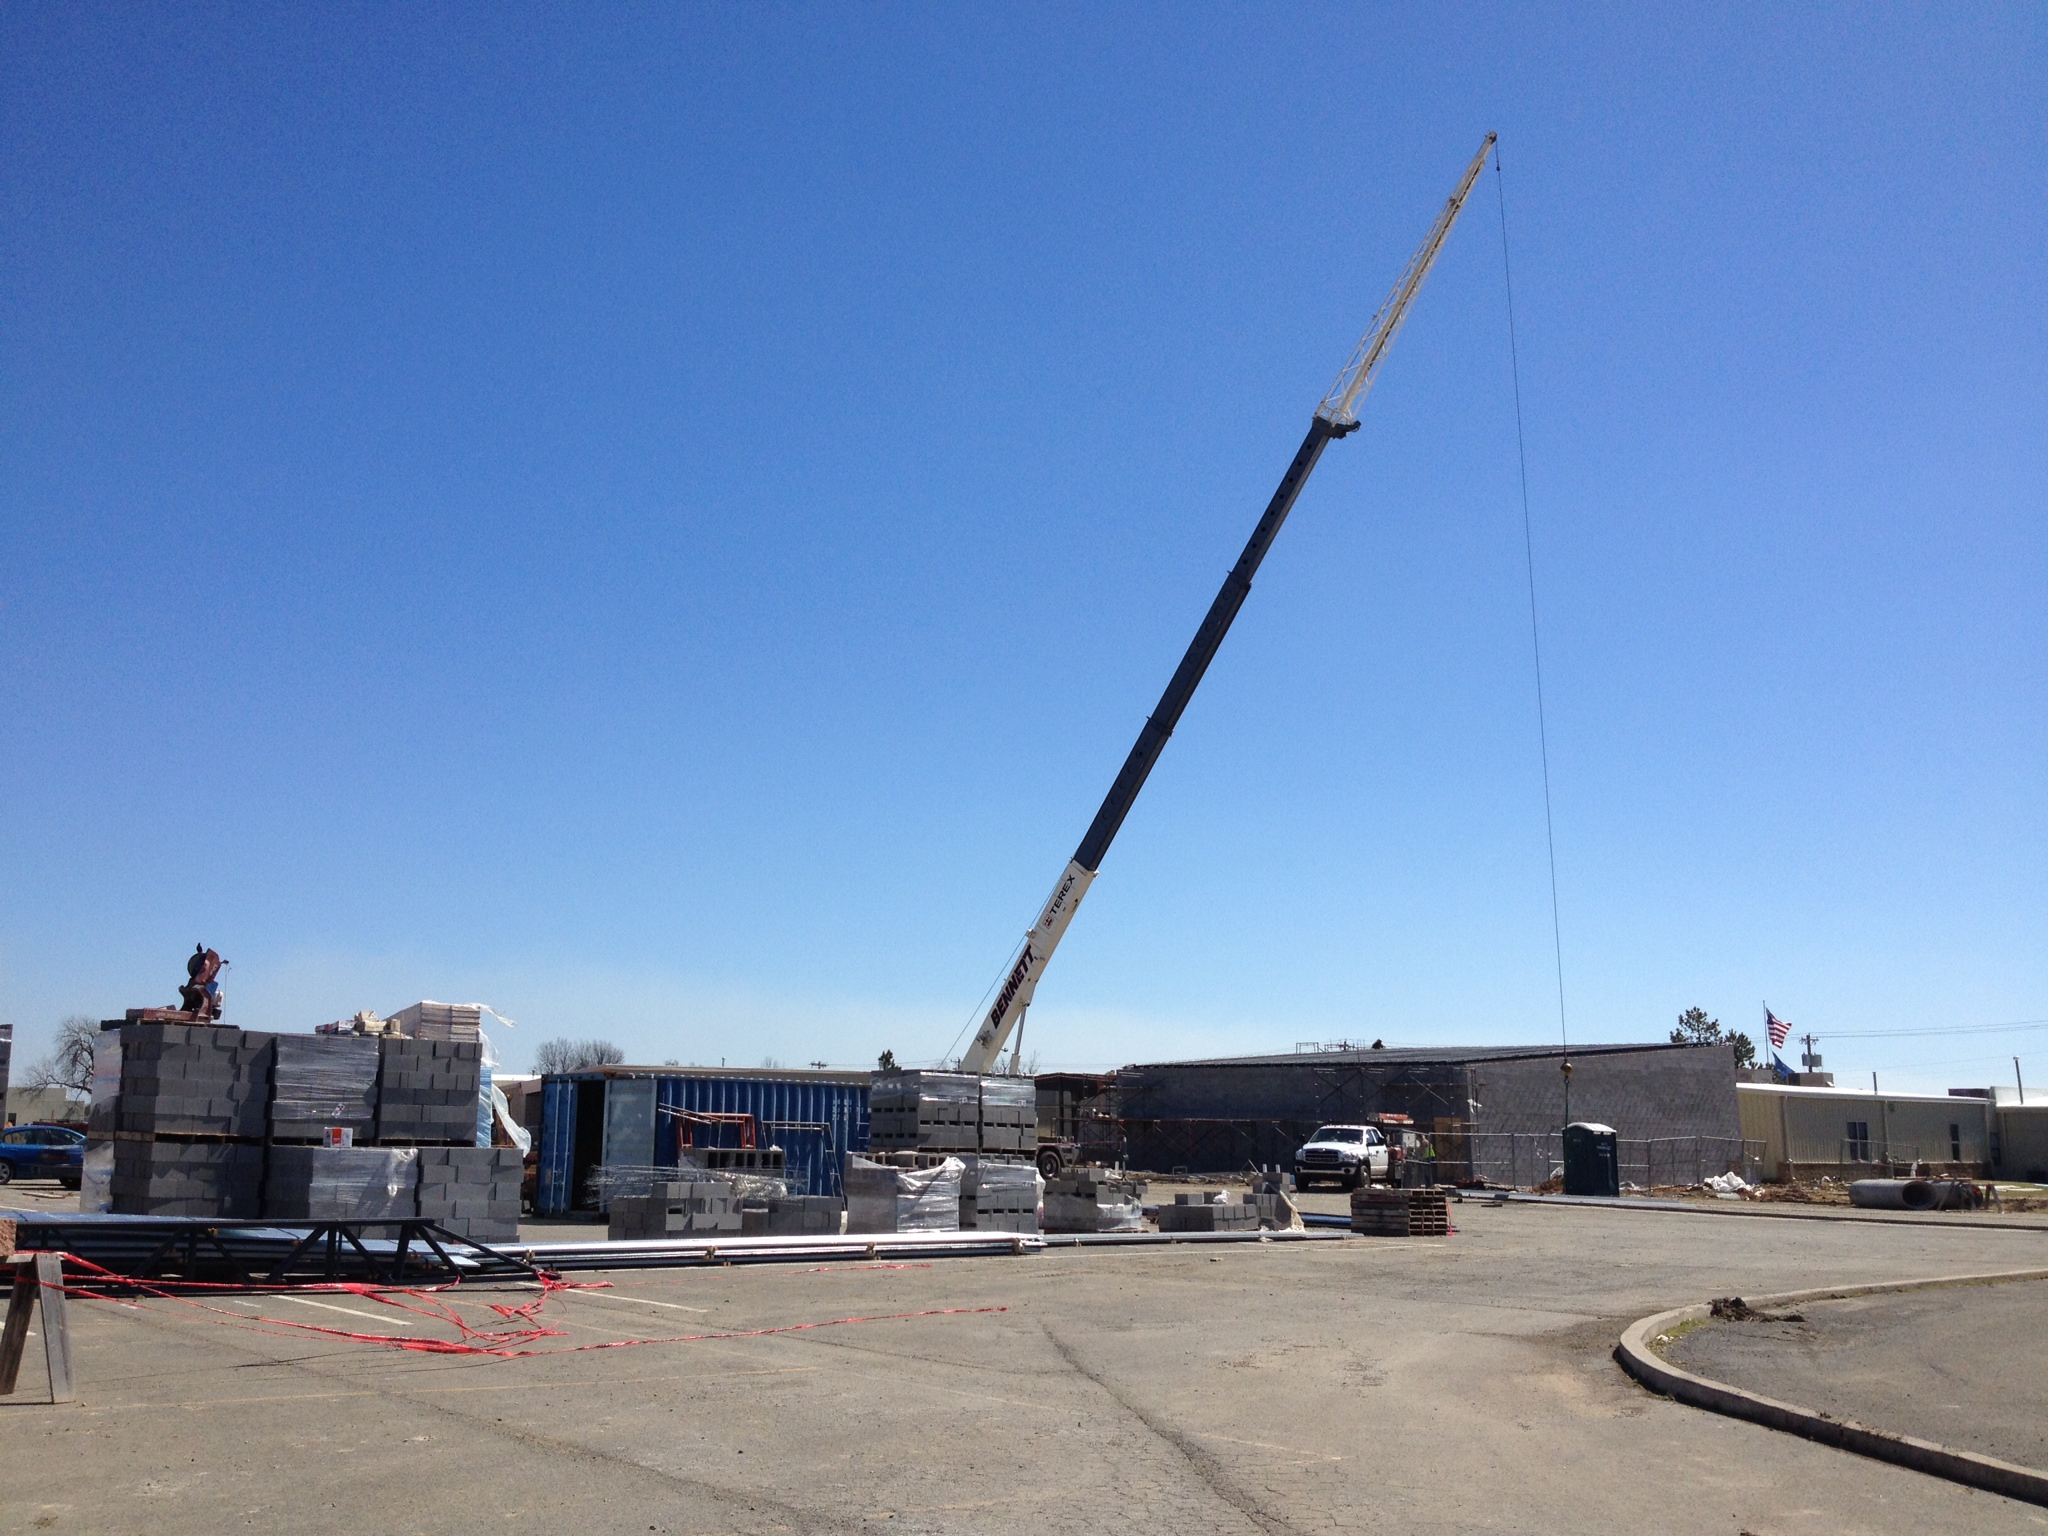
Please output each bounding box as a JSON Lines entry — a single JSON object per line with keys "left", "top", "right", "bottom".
{"left": 1562, "top": 1122, "right": 1619, "bottom": 1197}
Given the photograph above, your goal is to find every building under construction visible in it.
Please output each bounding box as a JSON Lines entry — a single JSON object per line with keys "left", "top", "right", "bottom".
{"left": 1115, "top": 1041, "right": 1744, "bottom": 1183}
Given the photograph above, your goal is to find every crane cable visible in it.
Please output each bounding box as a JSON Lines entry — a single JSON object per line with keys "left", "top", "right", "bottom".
{"left": 1494, "top": 147, "right": 1570, "bottom": 1060}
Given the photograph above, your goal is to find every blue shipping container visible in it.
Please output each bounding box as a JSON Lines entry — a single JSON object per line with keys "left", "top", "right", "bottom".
{"left": 537, "top": 1069, "right": 870, "bottom": 1216}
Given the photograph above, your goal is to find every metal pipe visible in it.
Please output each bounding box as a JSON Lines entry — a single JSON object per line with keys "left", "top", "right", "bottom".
{"left": 1849, "top": 1178, "right": 1982, "bottom": 1211}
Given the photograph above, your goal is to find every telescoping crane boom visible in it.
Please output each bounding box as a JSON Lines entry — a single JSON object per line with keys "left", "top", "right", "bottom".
{"left": 958, "top": 134, "right": 1499, "bottom": 1076}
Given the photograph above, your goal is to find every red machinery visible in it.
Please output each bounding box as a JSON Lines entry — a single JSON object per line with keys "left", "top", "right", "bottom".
{"left": 125, "top": 944, "right": 228, "bottom": 1024}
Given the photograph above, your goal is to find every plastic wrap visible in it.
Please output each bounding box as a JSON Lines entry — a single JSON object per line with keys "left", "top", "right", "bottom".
{"left": 844, "top": 1157, "right": 901, "bottom": 1234}
{"left": 978, "top": 1077, "right": 1035, "bottom": 1111}
{"left": 271, "top": 1034, "right": 380, "bottom": 1136}
{"left": 491, "top": 1080, "right": 532, "bottom": 1155}
{"left": 1042, "top": 1168, "right": 1147, "bottom": 1233}
{"left": 263, "top": 1146, "right": 419, "bottom": 1221}
{"left": 85, "top": 1033, "right": 122, "bottom": 1140}
{"left": 78, "top": 1141, "right": 115, "bottom": 1214}
{"left": 898, "top": 1157, "right": 964, "bottom": 1230}
{"left": 475, "top": 1061, "right": 494, "bottom": 1147}
{"left": 844, "top": 1154, "right": 963, "bottom": 1233}
{"left": 968, "top": 1158, "right": 1042, "bottom": 1233}
{"left": 972, "top": 1160, "right": 1042, "bottom": 1209}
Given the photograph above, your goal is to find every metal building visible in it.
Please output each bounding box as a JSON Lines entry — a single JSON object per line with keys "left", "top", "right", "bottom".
{"left": 1116, "top": 1041, "right": 1744, "bottom": 1184}
{"left": 537, "top": 1066, "right": 870, "bottom": 1216}
{"left": 1738, "top": 1083, "right": 1995, "bottom": 1180}
{"left": 1993, "top": 1091, "right": 2048, "bottom": 1181}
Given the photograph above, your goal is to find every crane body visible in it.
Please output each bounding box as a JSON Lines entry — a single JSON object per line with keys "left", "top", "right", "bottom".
{"left": 958, "top": 135, "right": 1497, "bottom": 1075}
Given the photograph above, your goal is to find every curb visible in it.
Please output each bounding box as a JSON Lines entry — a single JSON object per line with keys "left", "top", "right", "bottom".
{"left": 1488, "top": 1189, "right": 2048, "bottom": 1233}
{"left": 1616, "top": 1270, "right": 2048, "bottom": 1507}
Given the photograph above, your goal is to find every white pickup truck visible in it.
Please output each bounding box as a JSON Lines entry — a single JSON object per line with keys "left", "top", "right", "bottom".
{"left": 1293, "top": 1124, "right": 1391, "bottom": 1190}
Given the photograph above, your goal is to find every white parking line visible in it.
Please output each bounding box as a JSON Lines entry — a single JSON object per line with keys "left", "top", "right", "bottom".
{"left": 580, "top": 1293, "right": 711, "bottom": 1316}
{"left": 280, "top": 1296, "right": 415, "bottom": 1327}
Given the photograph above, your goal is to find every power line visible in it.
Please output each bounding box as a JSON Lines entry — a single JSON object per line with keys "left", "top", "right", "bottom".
{"left": 1494, "top": 147, "right": 1569, "bottom": 1060}
{"left": 1813, "top": 1017, "right": 2047, "bottom": 1042}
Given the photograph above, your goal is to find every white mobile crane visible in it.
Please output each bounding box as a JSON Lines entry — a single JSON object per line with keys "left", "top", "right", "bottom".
{"left": 959, "top": 135, "right": 1499, "bottom": 1077}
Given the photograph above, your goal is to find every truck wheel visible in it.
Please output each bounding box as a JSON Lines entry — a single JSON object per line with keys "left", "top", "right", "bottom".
{"left": 1036, "top": 1148, "right": 1063, "bottom": 1181}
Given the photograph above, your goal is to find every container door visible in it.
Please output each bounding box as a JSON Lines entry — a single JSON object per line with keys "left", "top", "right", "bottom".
{"left": 600, "top": 1078, "right": 657, "bottom": 1208}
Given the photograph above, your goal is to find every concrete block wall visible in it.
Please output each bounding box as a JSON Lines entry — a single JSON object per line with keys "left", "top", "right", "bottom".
{"left": 1114, "top": 1045, "right": 1739, "bottom": 1176}
{"left": 1468, "top": 1046, "right": 1740, "bottom": 1142}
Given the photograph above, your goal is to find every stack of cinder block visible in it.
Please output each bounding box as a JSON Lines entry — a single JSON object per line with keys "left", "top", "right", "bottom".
{"left": 102, "top": 1023, "right": 275, "bottom": 1217}
{"left": 844, "top": 1154, "right": 964, "bottom": 1233}
{"left": 111, "top": 1138, "right": 265, "bottom": 1217}
{"left": 372, "top": 1037, "right": 483, "bottom": 1144}
{"left": 263, "top": 1146, "right": 419, "bottom": 1221}
{"left": 1157, "top": 1191, "right": 1259, "bottom": 1233}
{"left": 80, "top": 1019, "right": 523, "bottom": 1234}
{"left": 416, "top": 1147, "right": 524, "bottom": 1241}
{"left": 113, "top": 1023, "right": 274, "bottom": 1139}
{"left": 608, "top": 1179, "right": 742, "bottom": 1240}
{"left": 868, "top": 1071, "right": 980, "bottom": 1153}
{"left": 959, "top": 1156, "right": 1041, "bottom": 1232}
{"left": 739, "top": 1194, "right": 840, "bottom": 1237}
{"left": 684, "top": 1146, "right": 786, "bottom": 1177}
{"left": 270, "top": 1034, "right": 380, "bottom": 1142}
{"left": 868, "top": 1071, "right": 1037, "bottom": 1156}
{"left": 1041, "top": 1167, "right": 1147, "bottom": 1233}
{"left": 976, "top": 1077, "right": 1035, "bottom": 1152}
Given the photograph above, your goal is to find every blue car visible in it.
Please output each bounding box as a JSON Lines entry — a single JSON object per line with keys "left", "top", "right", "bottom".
{"left": 0, "top": 1124, "right": 85, "bottom": 1188}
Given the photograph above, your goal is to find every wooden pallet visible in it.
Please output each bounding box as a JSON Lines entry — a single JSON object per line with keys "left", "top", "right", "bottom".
{"left": 1350, "top": 1186, "right": 1452, "bottom": 1237}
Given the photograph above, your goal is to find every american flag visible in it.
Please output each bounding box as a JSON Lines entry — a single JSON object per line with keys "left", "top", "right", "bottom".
{"left": 1765, "top": 1007, "right": 1790, "bottom": 1050}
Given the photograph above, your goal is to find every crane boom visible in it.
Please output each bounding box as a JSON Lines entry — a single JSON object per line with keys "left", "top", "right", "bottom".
{"left": 958, "top": 134, "right": 1497, "bottom": 1075}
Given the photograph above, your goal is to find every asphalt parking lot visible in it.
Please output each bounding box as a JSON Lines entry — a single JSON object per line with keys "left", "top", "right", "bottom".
{"left": 4, "top": 1199, "right": 2046, "bottom": 1535}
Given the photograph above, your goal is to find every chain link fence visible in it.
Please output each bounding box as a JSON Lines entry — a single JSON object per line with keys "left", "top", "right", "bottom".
{"left": 1405, "top": 1132, "right": 1764, "bottom": 1190}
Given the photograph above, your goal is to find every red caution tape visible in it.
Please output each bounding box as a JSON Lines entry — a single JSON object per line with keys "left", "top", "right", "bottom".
{"left": 32, "top": 1250, "right": 1004, "bottom": 1359}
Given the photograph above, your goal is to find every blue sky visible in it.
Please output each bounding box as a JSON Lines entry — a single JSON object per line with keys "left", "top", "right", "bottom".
{"left": 3, "top": 7, "right": 2041, "bottom": 1092}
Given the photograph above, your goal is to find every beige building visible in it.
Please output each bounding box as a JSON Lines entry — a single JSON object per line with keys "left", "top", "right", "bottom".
{"left": 1738, "top": 1083, "right": 1994, "bottom": 1180}
{"left": 1990, "top": 1089, "right": 2048, "bottom": 1182}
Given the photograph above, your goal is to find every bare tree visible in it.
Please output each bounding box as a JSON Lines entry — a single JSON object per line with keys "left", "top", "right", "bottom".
{"left": 531, "top": 1038, "right": 626, "bottom": 1075}
{"left": 23, "top": 1015, "right": 101, "bottom": 1095}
